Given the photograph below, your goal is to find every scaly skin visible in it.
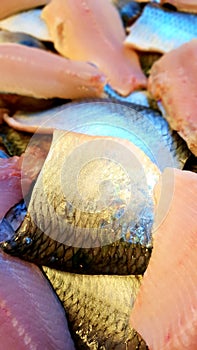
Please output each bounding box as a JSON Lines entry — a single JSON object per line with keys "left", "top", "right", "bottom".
{"left": 43, "top": 268, "right": 148, "bottom": 349}
{"left": 2, "top": 212, "right": 151, "bottom": 275}
{"left": 1, "top": 129, "right": 156, "bottom": 275}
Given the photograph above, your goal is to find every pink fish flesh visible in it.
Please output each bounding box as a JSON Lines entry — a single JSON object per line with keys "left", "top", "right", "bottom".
{"left": 0, "top": 144, "right": 48, "bottom": 220}
{"left": 0, "top": 43, "right": 106, "bottom": 99}
{"left": 0, "top": 0, "right": 49, "bottom": 20}
{"left": 42, "top": 0, "right": 147, "bottom": 96}
{"left": 130, "top": 168, "right": 197, "bottom": 350}
{"left": 0, "top": 250, "right": 75, "bottom": 349}
{"left": 148, "top": 39, "right": 197, "bottom": 156}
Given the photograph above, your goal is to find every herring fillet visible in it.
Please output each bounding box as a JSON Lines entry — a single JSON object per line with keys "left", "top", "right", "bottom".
{"left": 148, "top": 39, "right": 197, "bottom": 156}
{"left": 43, "top": 269, "right": 148, "bottom": 349}
{"left": 130, "top": 168, "right": 197, "bottom": 350}
{"left": 0, "top": 250, "right": 75, "bottom": 350}
{"left": 0, "top": 0, "right": 49, "bottom": 20}
{"left": 0, "top": 43, "right": 106, "bottom": 99}
{"left": 124, "top": 4, "right": 197, "bottom": 53}
{"left": 42, "top": 0, "right": 147, "bottom": 96}
{"left": 0, "top": 156, "right": 26, "bottom": 220}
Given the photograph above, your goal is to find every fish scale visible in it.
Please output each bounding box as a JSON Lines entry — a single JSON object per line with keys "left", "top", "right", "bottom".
{"left": 0, "top": 2, "right": 195, "bottom": 350}
{"left": 43, "top": 268, "right": 148, "bottom": 349}
{"left": 4, "top": 213, "right": 151, "bottom": 275}
{"left": 1, "top": 127, "right": 159, "bottom": 275}
{"left": 3, "top": 100, "right": 191, "bottom": 169}
{"left": 125, "top": 4, "right": 197, "bottom": 53}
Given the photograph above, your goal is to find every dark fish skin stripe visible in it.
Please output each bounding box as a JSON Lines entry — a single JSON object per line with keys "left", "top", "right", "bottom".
{"left": 0, "top": 30, "right": 47, "bottom": 50}
{"left": 1, "top": 212, "right": 151, "bottom": 275}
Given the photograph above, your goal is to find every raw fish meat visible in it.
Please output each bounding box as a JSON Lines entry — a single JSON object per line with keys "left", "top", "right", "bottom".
{"left": 0, "top": 43, "right": 106, "bottom": 99}
{"left": 130, "top": 168, "right": 197, "bottom": 350}
{"left": 0, "top": 156, "right": 27, "bottom": 220}
{"left": 0, "top": 250, "right": 75, "bottom": 349}
{"left": 42, "top": 0, "right": 147, "bottom": 95}
{"left": 148, "top": 39, "right": 197, "bottom": 156}
{"left": 124, "top": 4, "right": 197, "bottom": 53}
{"left": 0, "top": 0, "right": 49, "bottom": 20}
{"left": 0, "top": 144, "right": 47, "bottom": 220}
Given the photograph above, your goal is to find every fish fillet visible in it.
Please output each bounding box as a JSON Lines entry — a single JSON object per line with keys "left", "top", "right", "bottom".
{"left": 0, "top": 144, "right": 47, "bottom": 220}
{"left": 0, "top": 43, "right": 106, "bottom": 99}
{"left": 42, "top": 0, "right": 147, "bottom": 96}
{"left": 0, "top": 156, "right": 26, "bottom": 220}
{"left": 148, "top": 39, "right": 197, "bottom": 156}
{"left": 130, "top": 168, "right": 197, "bottom": 350}
{"left": 0, "top": 250, "right": 75, "bottom": 350}
{"left": 160, "top": 0, "right": 197, "bottom": 13}
{"left": 0, "top": 0, "right": 49, "bottom": 20}
{"left": 124, "top": 4, "right": 197, "bottom": 53}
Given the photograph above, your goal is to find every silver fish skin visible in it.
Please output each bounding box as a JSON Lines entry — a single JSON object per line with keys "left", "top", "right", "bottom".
{"left": 117, "top": 1, "right": 143, "bottom": 26}
{"left": 0, "top": 201, "right": 27, "bottom": 243}
{"left": 1, "top": 101, "right": 189, "bottom": 273}
{"left": 0, "top": 30, "right": 47, "bottom": 49}
{"left": 0, "top": 152, "right": 26, "bottom": 242}
{"left": 0, "top": 218, "right": 15, "bottom": 243}
{"left": 1, "top": 125, "right": 159, "bottom": 275}
{"left": 43, "top": 268, "right": 147, "bottom": 350}
{"left": 104, "top": 85, "right": 159, "bottom": 109}
{"left": 124, "top": 4, "right": 197, "bottom": 53}
{"left": 4, "top": 201, "right": 27, "bottom": 231}
{"left": 0, "top": 149, "right": 9, "bottom": 158}
{"left": 6, "top": 100, "right": 190, "bottom": 169}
